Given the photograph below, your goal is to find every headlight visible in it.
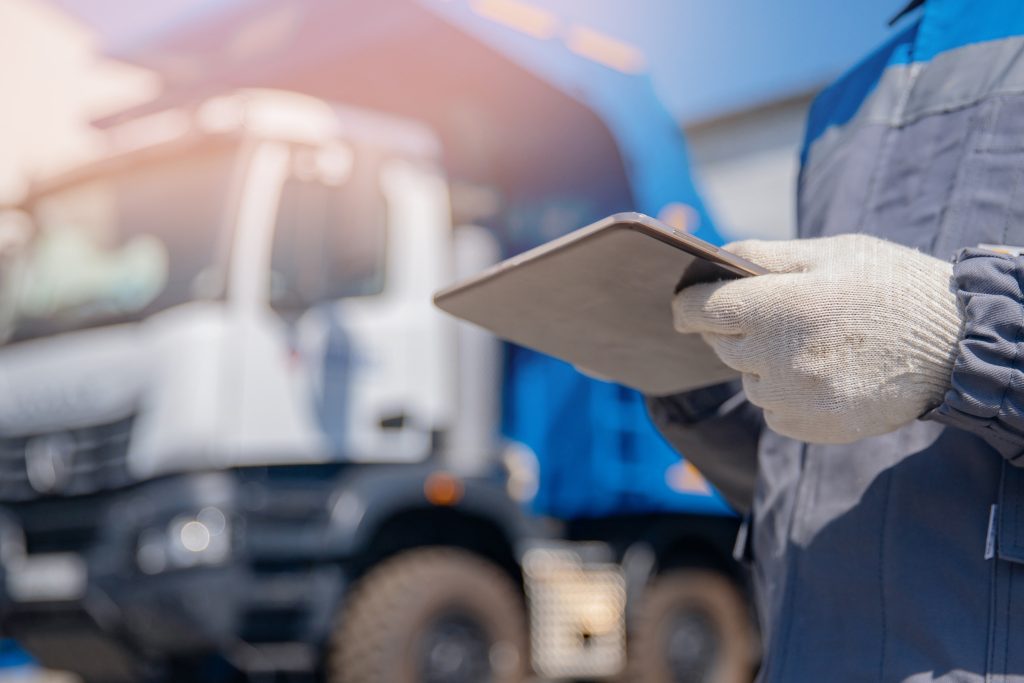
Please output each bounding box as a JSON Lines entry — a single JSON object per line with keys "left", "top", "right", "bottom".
{"left": 502, "top": 441, "right": 539, "bottom": 503}
{"left": 137, "top": 507, "right": 230, "bottom": 574}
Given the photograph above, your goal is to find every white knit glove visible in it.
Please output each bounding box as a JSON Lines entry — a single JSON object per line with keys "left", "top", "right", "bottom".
{"left": 673, "top": 234, "right": 963, "bottom": 444}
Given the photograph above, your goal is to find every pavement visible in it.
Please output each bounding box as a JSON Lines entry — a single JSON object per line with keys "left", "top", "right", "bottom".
{"left": 0, "top": 670, "right": 75, "bottom": 683}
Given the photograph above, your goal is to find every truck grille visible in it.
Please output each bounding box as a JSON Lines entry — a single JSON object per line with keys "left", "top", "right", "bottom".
{"left": 0, "top": 417, "right": 134, "bottom": 501}
{"left": 16, "top": 495, "right": 106, "bottom": 555}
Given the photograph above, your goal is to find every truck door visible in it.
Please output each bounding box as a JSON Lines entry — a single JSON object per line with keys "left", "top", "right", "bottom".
{"left": 268, "top": 142, "right": 454, "bottom": 463}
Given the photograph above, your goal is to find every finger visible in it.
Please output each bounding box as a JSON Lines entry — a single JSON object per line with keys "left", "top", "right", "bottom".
{"left": 702, "top": 333, "right": 762, "bottom": 374}
{"left": 725, "top": 233, "right": 902, "bottom": 274}
{"left": 672, "top": 280, "right": 747, "bottom": 335}
{"left": 725, "top": 238, "right": 825, "bottom": 274}
{"left": 741, "top": 372, "right": 772, "bottom": 409}
{"left": 741, "top": 374, "right": 808, "bottom": 437}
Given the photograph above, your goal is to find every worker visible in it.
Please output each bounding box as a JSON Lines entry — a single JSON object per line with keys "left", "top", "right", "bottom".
{"left": 649, "top": 1, "right": 1024, "bottom": 681}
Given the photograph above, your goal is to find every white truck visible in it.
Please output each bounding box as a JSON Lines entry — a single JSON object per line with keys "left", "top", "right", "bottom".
{"left": 0, "top": 90, "right": 754, "bottom": 683}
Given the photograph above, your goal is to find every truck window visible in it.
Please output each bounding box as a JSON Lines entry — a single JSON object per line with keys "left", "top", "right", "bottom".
{"left": 270, "top": 149, "right": 387, "bottom": 309}
{"left": 0, "top": 144, "right": 236, "bottom": 344}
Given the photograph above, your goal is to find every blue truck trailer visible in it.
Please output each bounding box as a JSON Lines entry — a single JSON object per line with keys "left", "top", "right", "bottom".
{"left": 0, "top": 1, "right": 755, "bottom": 681}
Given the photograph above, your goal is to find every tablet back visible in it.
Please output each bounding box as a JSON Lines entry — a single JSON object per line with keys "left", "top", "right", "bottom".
{"left": 434, "top": 215, "right": 742, "bottom": 396}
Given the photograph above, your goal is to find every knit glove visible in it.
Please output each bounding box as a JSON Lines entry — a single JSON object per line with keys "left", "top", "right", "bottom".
{"left": 673, "top": 234, "right": 963, "bottom": 444}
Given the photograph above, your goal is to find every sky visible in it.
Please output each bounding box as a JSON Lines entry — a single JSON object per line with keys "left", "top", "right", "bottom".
{"left": 51, "top": 0, "right": 906, "bottom": 124}
{"left": 537, "top": 0, "right": 903, "bottom": 123}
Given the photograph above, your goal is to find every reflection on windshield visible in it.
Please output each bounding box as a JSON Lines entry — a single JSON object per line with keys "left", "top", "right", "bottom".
{"left": 1, "top": 144, "right": 237, "bottom": 343}
{"left": 18, "top": 186, "right": 169, "bottom": 319}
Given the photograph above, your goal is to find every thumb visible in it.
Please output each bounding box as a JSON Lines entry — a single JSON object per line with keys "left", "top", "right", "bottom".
{"left": 672, "top": 278, "right": 752, "bottom": 335}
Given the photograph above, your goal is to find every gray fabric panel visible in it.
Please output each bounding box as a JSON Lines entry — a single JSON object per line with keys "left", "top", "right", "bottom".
{"left": 803, "top": 66, "right": 914, "bottom": 188}
{"left": 659, "top": 33, "right": 1024, "bottom": 683}
{"left": 748, "top": 430, "right": 805, "bottom": 681}
{"left": 825, "top": 62, "right": 914, "bottom": 128}
{"left": 998, "top": 464, "right": 1024, "bottom": 564}
{"left": 905, "top": 38, "right": 1024, "bottom": 125}
{"left": 931, "top": 99, "right": 1011, "bottom": 257}
{"left": 799, "top": 124, "right": 889, "bottom": 238}
{"left": 868, "top": 105, "right": 975, "bottom": 252}
{"left": 805, "top": 37, "right": 1024, "bottom": 193}
{"left": 876, "top": 427, "right": 999, "bottom": 680}
{"left": 762, "top": 425, "right": 998, "bottom": 681}
{"left": 766, "top": 82, "right": 1019, "bottom": 682}
{"left": 988, "top": 464, "right": 1024, "bottom": 674}
{"left": 805, "top": 93, "right": 1024, "bottom": 258}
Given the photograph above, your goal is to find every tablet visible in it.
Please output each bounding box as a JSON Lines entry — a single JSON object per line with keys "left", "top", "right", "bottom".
{"left": 433, "top": 213, "right": 768, "bottom": 396}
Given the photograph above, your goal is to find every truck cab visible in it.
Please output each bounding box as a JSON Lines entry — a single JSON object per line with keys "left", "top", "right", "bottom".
{"left": 0, "top": 89, "right": 464, "bottom": 488}
{"left": 0, "top": 90, "right": 544, "bottom": 683}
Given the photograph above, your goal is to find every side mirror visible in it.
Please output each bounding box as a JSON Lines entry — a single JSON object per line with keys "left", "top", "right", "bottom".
{"left": 0, "top": 210, "right": 32, "bottom": 260}
{"left": 451, "top": 224, "right": 501, "bottom": 282}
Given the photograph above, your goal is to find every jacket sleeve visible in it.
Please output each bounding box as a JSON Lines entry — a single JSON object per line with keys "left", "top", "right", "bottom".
{"left": 646, "top": 380, "right": 763, "bottom": 514}
{"left": 928, "top": 249, "right": 1024, "bottom": 461}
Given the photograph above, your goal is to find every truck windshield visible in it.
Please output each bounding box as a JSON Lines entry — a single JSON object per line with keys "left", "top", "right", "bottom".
{"left": 0, "top": 144, "right": 237, "bottom": 344}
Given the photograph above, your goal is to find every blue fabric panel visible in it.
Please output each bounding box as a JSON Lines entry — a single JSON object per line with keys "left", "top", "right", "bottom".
{"left": 803, "top": 0, "right": 1024, "bottom": 160}
{"left": 802, "top": 22, "right": 917, "bottom": 160}
{"left": 915, "top": 0, "right": 1024, "bottom": 62}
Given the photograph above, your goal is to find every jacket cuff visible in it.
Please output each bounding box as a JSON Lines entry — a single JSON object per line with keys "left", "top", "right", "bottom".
{"left": 928, "top": 248, "right": 1024, "bottom": 461}
{"left": 647, "top": 380, "right": 743, "bottom": 427}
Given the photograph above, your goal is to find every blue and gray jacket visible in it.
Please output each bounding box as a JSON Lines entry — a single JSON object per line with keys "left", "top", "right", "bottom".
{"left": 649, "top": 2, "right": 1024, "bottom": 680}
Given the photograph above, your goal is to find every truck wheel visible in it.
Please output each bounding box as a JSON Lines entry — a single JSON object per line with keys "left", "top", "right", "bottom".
{"left": 627, "top": 569, "right": 755, "bottom": 683}
{"left": 329, "top": 547, "right": 528, "bottom": 683}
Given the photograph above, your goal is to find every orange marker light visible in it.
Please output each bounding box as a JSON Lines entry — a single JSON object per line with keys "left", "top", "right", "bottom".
{"left": 665, "top": 461, "right": 712, "bottom": 496}
{"left": 424, "top": 472, "right": 464, "bottom": 507}
{"left": 470, "top": 0, "right": 559, "bottom": 40}
{"left": 658, "top": 202, "right": 699, "bottom": 233}
{"left": 565, "top": 25, "right": 646, "bottom": 74}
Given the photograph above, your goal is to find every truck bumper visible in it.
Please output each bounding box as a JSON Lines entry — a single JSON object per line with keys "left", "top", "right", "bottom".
{"left": 2, "top": 567, "right": 243, "bottom": 682}
{"left": 0, "top": 471, "right": 343, "bottom": 679}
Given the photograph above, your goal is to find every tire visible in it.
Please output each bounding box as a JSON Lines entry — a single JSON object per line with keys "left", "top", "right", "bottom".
{"left": 627, "top": 569, "right": 756, "bottom": 683}
{"left": 329, "top": 547, "right": 528, "bottom": 683}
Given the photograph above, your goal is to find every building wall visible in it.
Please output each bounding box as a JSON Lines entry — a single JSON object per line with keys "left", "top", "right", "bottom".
{"left": 0, "top": 0, "right": 158, "bottom": 204}
{"left": 685, "top": 92, "right": 814, "bottom": 243}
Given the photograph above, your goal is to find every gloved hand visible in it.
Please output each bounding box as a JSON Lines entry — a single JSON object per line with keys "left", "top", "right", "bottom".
{"left": 673, "top": 234, "right": 963, "bottom": 444}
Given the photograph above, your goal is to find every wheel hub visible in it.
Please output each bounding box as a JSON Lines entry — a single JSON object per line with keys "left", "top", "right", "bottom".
{"left": 665, "top": 607, "right": 720, "bottom": 683}
{"left": 419, "top": 611, "right": 493, "bottom": 683}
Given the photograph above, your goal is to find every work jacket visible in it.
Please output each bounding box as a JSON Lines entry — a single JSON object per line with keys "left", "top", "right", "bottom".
{"left": 650, "top": 2, "right": 1024, "bottom": 681}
